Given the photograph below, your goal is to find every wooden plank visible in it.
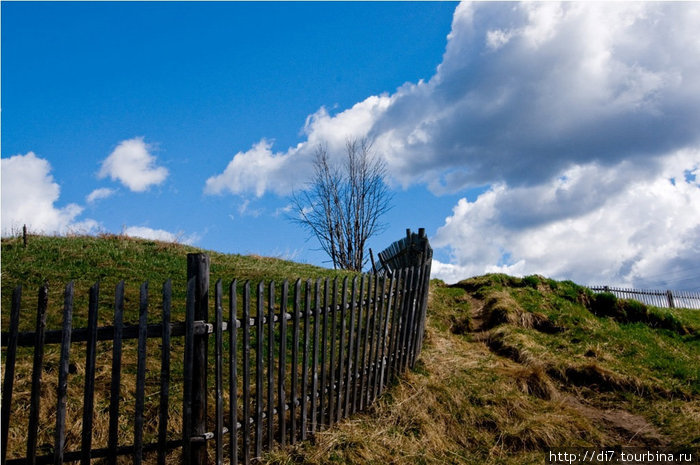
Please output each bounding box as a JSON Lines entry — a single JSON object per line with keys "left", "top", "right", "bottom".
{"left": 336, "top": 277, "right": 348, "bottom": 420}
{"left": 406, "top": 266, "right": 421, "bottom": 369}
{"left": 365, "top": 274, "right": 379, "bottom": 408}
{"left": 371, "top": 276, "right": 387, "bottom": 402}
{"left": 327, "top": 279, "right": 337, "bottom": 426}
{"left": 310, "top": 279, "right": 321, "bottom": 432}
{"left": 397, "top": 268, "right": 414, "bottom": 375}
{"left": 267, "top": 282, "right": 275, "bottom": 450}
{"left": 375, "top": 274, "right": 391, "bottom": 397}
{"left": 351, "top": 276, "right": 365, "bottom": 414}
{"left": 289, "top": 280, "right": 300, "bottom": 444}
{"left": 255, "top": 281, "right": 264, "bottom": 459}
{"left": 402, "top": 267, "right": 417, "bottom": 371}
{"left": 300, "top": 280, "right": 311, "bottom": 440}
{"left": 54, "top": 282, "right": 74, "bottom": 465}
{"left": 133, "top": 282, "right": 149, "bottom": 465}
{"left": 9, "top": 440, "right": 184, "bottom": 465}
{"left": 186, "top": 253, "right": 210, "bottom": 465}
{"left": 80, "top": 282, "right": 99, "bottom": 465}
{"left": 358, "top": 275, "right": 372, "bottom": 411}
{"left": 158, "top": 280, "right": 172, "bottom": 465}
{"left": 318, "top": 279, "right": 329, "bottom": 429}
{"left": 27, "top": 283, "right": 49, "bottom": 465}
{"left": 387, "top": 269, "right": 404, "bottom": 385}
{"left": 241, "top": 282, "right": 251, "bottom": 465}
{"left": 108, "top": 281, "right": 125, "bottom": 465}
{"left": 229, "top": 280, "right": 239, "bottom": 465}
{"left": 379, "top": 273, "right": 396, "bottom": 392}
{"left": 182, "top": 277, "right": 196, "bottom": 464}
{"left": 410, "top": 265, "right": 426, "bottom": 368}
{"left": 415, "top": 260, "right": 432, "bottom": 359}
{"left": 344, "top": 276, "right": 357, "bottom": 416}
{"left": 215, "top": 279, "right": 224, "bottom": 465}
{"left": 2, "top": 321, "right": 188, "bottom": 347}
{"left": 2, "top": 285, "right": 22, "bottom": 465}
{"left": 277, "top": 280, "right": 288, "bottom": 446}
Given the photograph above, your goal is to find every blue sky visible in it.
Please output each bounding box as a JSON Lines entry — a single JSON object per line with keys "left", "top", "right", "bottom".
{"left": 3, "top": 2, "right": 700, "bottom": 290}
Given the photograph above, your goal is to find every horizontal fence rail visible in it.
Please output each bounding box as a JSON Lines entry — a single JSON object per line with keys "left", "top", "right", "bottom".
{"left": 589, "top": 286, "right": 700, "bottom": 310}
{"left": 1, "top": 230, "right": 432, "bottom": 465}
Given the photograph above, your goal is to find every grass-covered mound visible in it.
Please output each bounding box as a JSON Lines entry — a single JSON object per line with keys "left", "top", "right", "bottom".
{"left": 267, "top": 275, "right": 700, "bottom": 464}
{"left": 2, "top": 236, "right": 699, "bottom": 464}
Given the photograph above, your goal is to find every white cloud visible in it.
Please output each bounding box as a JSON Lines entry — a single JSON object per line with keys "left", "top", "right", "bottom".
{"left": 86, "top": 187, "right": 116, "bottom": 204}
{"left": 99, "top": 137, "right": 168, "bottom": 192}
{"left": 1, "top": 153, "right": 98, "bottom": 236}
{"left": 206, "top": 2, "right": 700, "bottom": 196}
{"left": 204, "top": 95, "right": 393, "bottom": 197}
{"left": 432, "top": 150, "right": 700, "bottom": 288}
{"left": 203, "top": 2, "right": 700, "bottom": 288}
{"left": 204, "top": 140, "right": 299, "bottom": 197}
{"left": 123, "top": 226, "right": 199, "bottom": 245}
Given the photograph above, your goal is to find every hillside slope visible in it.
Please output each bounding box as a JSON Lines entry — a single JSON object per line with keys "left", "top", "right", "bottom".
{"left": 266, "top": 275, "right": 700, "bottom": 464}
{"left": 2, "top": 236, "right": 699, "bottom": 464}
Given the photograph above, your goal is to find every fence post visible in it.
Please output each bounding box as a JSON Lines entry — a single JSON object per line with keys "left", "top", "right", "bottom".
{"left": 187, "top": 253, "right": 210, "bottom": 465}
{"left": 666, "top": 290, "right": 675, "bottom": 309}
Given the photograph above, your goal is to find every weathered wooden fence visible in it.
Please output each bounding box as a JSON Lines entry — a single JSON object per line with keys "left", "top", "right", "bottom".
{"left": 1, "top": 231, "right": 432, "bottom": 465}
{"left": 589, "top": 286, "right": 700, "bottom": 310}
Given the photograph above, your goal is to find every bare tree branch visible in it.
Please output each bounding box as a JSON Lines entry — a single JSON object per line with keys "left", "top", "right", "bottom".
{"left": 290, "top": 138, "right": 393, "bottom": 271}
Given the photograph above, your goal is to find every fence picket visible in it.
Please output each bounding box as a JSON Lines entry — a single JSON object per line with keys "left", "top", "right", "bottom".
{"left": 300, "top": 280, "right": 311, "bottom": 440}
{"left": 290, "top": 280, "right": 300, "bottom": 444}
{"left": 255, "top": 282, "right": 264, "bottom": 459}
{"left": 351, "top": 276, "right": 365, "bottom": 414}
{"left": 358, "top": 275, "right": 372, "bottom": 411}
{"left": 229, "top": 280, "right": 239, "bottom": 465}
{"left": 277, "top": 280, "right": 288, "bottom": 446}
{"left": 241, "top": 281, "right": 251, "bottom": 465}
{"left": 328, "top": 278, "right": 337, "bottom": 427}
{"left": 336, "top": 277, "right": 348, "bottom": 420}
{"left": 182, "top": 277, "right": 196, "bottom": 464}
{"left": 158, "top": 280, "right": 172, "bottom": 465}
{"left": 310, "top": 279, "right": 321, "bottom": 432}
{"left": 319, "top": 279, "right": 329, "bottom": 429}
{"left": 107, "top": 280, "right": 124, "bottom": 465}
{"left": 267, "top": 282, "right": 275, "bottom": 450}
{"left": 27, "top": 284, "right": 49, "bottom": 465}
{"left": 1, "top": 286, "right": 21, "bottom": 465}
{"left": 344, "top": 276, "right": 357, "bottom": 415}
{"left": 54, "top": 282, "right": 74, "bottom": 465}
{"left": 215, "top": 279, "right": 224, "bottom": 465}
{"left": 134, "top": 282, "right": 149, "bottom": 465}
{"left": 365, "top": 274, "right": 379, "bottom": 408}
{"left": 79, "top": 283, "right": 100, "bottom": 465}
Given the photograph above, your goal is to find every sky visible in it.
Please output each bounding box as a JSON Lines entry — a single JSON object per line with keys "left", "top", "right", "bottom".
{"left": 2, "top": 2, "right": 700, "bottom": 291}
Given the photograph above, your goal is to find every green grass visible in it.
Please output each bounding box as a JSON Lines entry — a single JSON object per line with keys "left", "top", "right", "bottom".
{"left": 1, "top": 234, "right": 354, "bottom": 462}
{"left": 3, "top": 237, "right": 699, "bottom": 464}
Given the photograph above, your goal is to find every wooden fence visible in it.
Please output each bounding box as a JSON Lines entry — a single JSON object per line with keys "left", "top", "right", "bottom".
{"left": 589, "top": 286, "right": 700, "bottom": 310}
{"left": 1, "top": 233, "right": 432, "bottom": 465}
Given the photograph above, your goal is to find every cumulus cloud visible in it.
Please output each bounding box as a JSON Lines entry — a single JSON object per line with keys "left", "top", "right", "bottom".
{"left": 99, "top": 137, "right": 168, "bottom": 192}
{"left": 204, "top": 96, "right": 393, "bottom": 196}
{"left": 204, "top": 2, "right": 700, "bottom": 288}
{"left": 86, "top": 187, "right": 116, "bottom": 204}
{"left": 432, "top": 149, "right": 700, "bottom": 288}
{"left": 123, "top": 226, "right": 199, "bottom": 245}
{"left": 1, "top": 152, "right": 97, "bottom": 236}
{"left": 206, "top": 3, "right": 700, "bottom": 196}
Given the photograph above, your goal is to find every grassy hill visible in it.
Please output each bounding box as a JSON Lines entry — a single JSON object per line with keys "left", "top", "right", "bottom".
{"left": 2, "top": 235, "right": 699, "bottom": 464}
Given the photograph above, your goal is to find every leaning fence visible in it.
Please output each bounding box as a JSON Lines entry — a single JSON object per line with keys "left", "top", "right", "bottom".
{"left": 1, "top": 231, "right": 432, "bottom": 465}
{"left": 588, "top": 286, "right": 700, "bottom": 310}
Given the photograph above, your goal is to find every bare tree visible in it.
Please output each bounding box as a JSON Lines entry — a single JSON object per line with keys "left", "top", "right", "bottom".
{"left": 291, "top": 138, "right": 393, "bottom": 271}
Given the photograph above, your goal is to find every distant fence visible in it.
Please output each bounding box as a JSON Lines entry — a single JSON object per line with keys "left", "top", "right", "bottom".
{"left": 1, "top": 230, "right": 432, "bottom": 465}
{"left": 588, "top": 286, "right": 700, "bottom": 310}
